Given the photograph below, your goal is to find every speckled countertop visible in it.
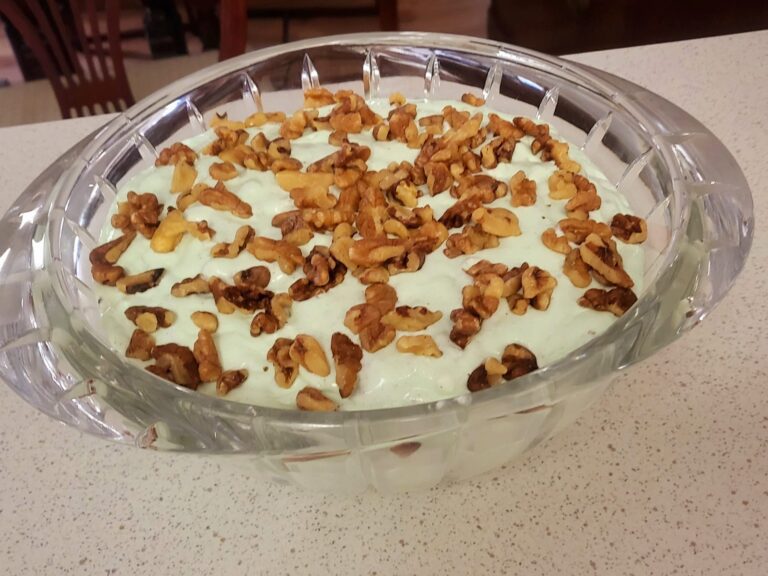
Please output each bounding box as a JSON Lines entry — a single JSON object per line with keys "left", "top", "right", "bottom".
{"left": 1, "top": 31, "right": 766, "bottom": 575}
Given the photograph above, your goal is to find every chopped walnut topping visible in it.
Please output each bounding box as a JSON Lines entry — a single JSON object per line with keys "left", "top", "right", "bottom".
{"left": 509, "top": 170, "right": 537, "bottom": 207}
{"left": 156, "top": 142, "right": 197, "bottom": 167}
{"left": 541, "top": 228, "right": 571, "bottom": 255}
{"left": 244, "top": 111, "right": 286, "bottom": 127}
{"left": 461, "top": 92, "right": 486, "bottom": 107}
{"left": 344, "top": 303, "right": 395, "bottom": 353}
{"left": 563, "top": 249, "right": 591, "bottom": 288}
{"left": 444, "top": 223, "right": 500, "bottom": 258}
{"left": 544, "top": 139, "right": 581, "bottom": 173}
{"left": 233, "top": 265, "right": 271, "bottom": 290}
{"left": 150, "top": 209, "right": 214, "bottom": 253}
{"left": 116, "top": 268, "right": 164, "bottom": 294}
{"left": 364, "top": 283, "right": 398, "bottom": 315}
{"left": 111, "top": 192, "right": 163, "bottom": 238}
{"left": 331, "top": 332, "right": 363, "bottom": 398}
{"left": 355, "top": 266, "right": 389, "bottom": 285}
{"left": 271, "top": 210, "right": 314, "bottom": 246}
{"left": 558, "top": 218, "right": 612, "bottom": 244}
{"left": 579, "top": 233, "right": 634, "bottom": 288}
{"left": 296, "top": 386, "right": 338, "bottom": 411}
{"left": 465, "top": 259, "right": 509, "bottom": 278}
{"left": 300, "top": 208, "right": 356, "bottom": 231}
{"left": 289, "top": 334, "right": 330, "bottom": 377}
{"left": 480, "top": 136, "right": 515, "bottom": 169}
{"left": 250, "top": 292, "right": 292, "bottom": 336}
{"left": 267, "top": 338, "right": 299, "bottom": 388}
{"left": 548, "top": 169, "right": 578, "bottom": 200}
{"left": 126, "top": 329, "right": 155, "bottom": 361}
{"left": 304, "top": 87, "right": 335, "bottom": 108}
{"left": 124, "top": 306, "right": 176, "bottom": 333}
{"left": 211, "top": 225, "right": 255, "bottom": 258}
{"left": 276, "top": 171, "right": 334, "bottom": 193}
{"left": 466, "top": 343, "right": 538, "bottom": 392}
{"left": 382, "top": 306, "right": 443, "bottom": 331}
{"left": 578, "top": 287, "right": 638, "bottom": 317}
{"left": 521, "top": 266, "right": 557, "bottom": 311}
{"left": 217, "top": 369, "right": 248, "bottom": 396}
{"left": 171, "top": 274, "right": 210, "bottom": 297}
{"left": 487, "top": 113, "right": 524, "bottom": 140}
{"left": 177, "top": 182, "right": 205, "bottom": 211}
{"left": 289, "top": 246, "right": 347, "bottom": 301}
{"left": 449, "top": 308, "right": 482, "bottom": 350}
{"left": 289, "top": 186, "right": 337, "bottom": 209}
{"left": 204, "top": 126, "right": 249, "bottom": 156}
{"left": 279, "top": 110, "right": 317, "bottom": 140}
{"left": 348, "top": 237, "right": 407, "bottom": 268}
{"left": 198, "top": 182, "right": 252, "bottom": 218}
{"left": 89, "top": 232, "right": 136, "bottom": 285}
{"left": 209, "top": 276, "right": 272, "bottom": 315}
{"left": 471, "top": 207, "right": 521, "bottom": 237}
{"left": 147, "top": 343, "right": 200, "bottom": 389}
{"left": 439, "top": 194, "right": 484, "bottom": 229}
{"left": 171, "top": 161, "right": 197, "bottom": 194}
{"left": 193, "top": 329, "right": 222, "bottom": 382}
{"left": 396, "top": 335, "right": 443, "bottom": 357}
{"left": 611, "top": 214, "right": 648, "bottom": 244}
{"left": 191, "top": 311, "right": 218, "bottom": 332}
{"left": 247, "top": 236, "right": 304, "bottom": 274}
{"left": 209, "top": 161, "right": 238, "bottom": 181}
{"left": 209, "top": 112, "right": 245, "bottom": 130}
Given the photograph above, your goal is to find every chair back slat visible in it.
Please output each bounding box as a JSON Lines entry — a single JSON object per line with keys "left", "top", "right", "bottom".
{"left": 0, "top": 0, "right": 135, "bottom": 119}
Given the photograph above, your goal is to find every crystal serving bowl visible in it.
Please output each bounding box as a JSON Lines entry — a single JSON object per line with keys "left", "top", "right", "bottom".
{"left": 0, "top": 33, "right": 752, "bottom": 493}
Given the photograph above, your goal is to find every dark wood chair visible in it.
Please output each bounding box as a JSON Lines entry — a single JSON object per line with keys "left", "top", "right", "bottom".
{"left": 0, "top": 0, "right": 134, "bottom": 118}
{"left": 218, "top": 0, "right": 398, "bottom": 61}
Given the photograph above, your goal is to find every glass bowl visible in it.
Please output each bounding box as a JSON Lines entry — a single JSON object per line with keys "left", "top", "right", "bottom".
{"left": 0, "top": 32, "right": 752, "bottom": 493}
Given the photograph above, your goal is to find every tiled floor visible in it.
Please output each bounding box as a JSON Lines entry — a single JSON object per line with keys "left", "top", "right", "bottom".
{"left": 0, "top": 0, "right": 489, "bottom": 127}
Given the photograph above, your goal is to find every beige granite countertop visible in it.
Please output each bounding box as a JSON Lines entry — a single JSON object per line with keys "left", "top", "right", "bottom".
{"left": 0, "top": 31, "right": 766, "bottom": 575}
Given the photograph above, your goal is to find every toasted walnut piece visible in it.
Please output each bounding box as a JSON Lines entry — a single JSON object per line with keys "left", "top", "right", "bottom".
{"left": 203, "top": 126, "right": 249, "bottom": 155}
{"left": 328, "top": 130, "right": 348, "bottom": 147}
{"left": 459, "top": 92, "right": 485, "bottom": 107}
{"left": 303, "top": 87, "right": 335, "bottom": 108}
{"left": 250, "top": 292, "right": 292, "bottom": 336}
{"left": 419, "top": 114, "right": 445, "bottom": 135}
{"left": 364, "top": 283, "right": 398, "bottom": 314}
{"left": 507, "top": 293, "right": 529, "bottom": 315}
{"left": 296, "top": 386, "right": 338, "bottom": 411}
{"left": 267, "top": 137, "right": 292, "bottom": 161}
{"left": 348, "top": 238, "right": 407, "bottom": 267}
{"left": 389, "top": 92, "right": 406, "bottom": 106}
{"left": 487, "top": 113, "right": 525, "bottom": 140}
{"left": 272, "top": 210, "right": 313, "bottom": 246}
{"left": 396, "top": 335, "right": 443, "bottom": 357}
{"left": 509, "top": 170, "right": 537, "bottom": 207}
{"left": 177, "top": 182, "right": 205, "bottom": 211}
{"left": 579, "top": 287, "right": 638, "bottom": 317}
{"left": 521, "top": 266, "right": 557, "bottom": 311}
{"left": 329, "top": 112, "right": 363, "bottom": 134}
{"left": 330, "top": 332, "right": 363, "bottom": 399}
{"left": 289, "top": 186, "right": 337, "bottom": 210}
{"left": 501, "top": 343, "right": 539, "bottom": 380}
{"left": 288, "top": 334, "right": 330, "bottom": 377}
{"left": 156, "top": 142, "right": 197, "bottom": 167}
{"left": 270, "top": 157, "right": 303, "bottom": 174}
{"left": 344, "top": 303, "right": 381, "bottom": 335}
{"left": 279, "top": 110, "right": 311, "bottom": 140}
{"left": 126, "top": 329, "right": 155, "bottom": 361}
{"left": 90, "top": 232, "right": 136, "bottom": 285}
{"left": 209, "top": 276, "right": 272, "bottom": 315}
{"left": 541, "top": 228, "right": 571, "bottom": 255}
{"left": 111, "top": 192, "right": 163, "bottom": 238}
{"left": 190, "top": 311, "right": 218, "bottom": 332}
{"left": 329, "top": 235, "right": 356, "bottom": 271}
{"left": 247, "top": 236, "right": 304, "bottom": 274}
{"left": 289, "top": 246, "right": 347, "bottom": 301}
{"left": 424, "top": 162, "right": 453, "bottom": 195}
{"left": 462, "top": 285, "right": 500, "bottom": 320}
{"left": 209, "top": 161, "right": 238, "bottom": 181}
{"left": 562, "top": 249, "right": 591, "bottom": 288}
{"left": 169, "top": 161, "right": 197, "bottom": 195}
{"left": 480, "top": 137, "right": 515, "bottom": 169}
{"left": 558, "top": 218, "right": 612, "bottom": 244}
{"left": 566, "top": 185, "right": 601, "bottom": 221}
{"left": 116, "top": 268, "right": 164, "bottom": 295}
{"left": 382, "top": 306, "right": 443, "bottom": 331}
{"left": 209, "top": 112, "right": 245, "bottom": 130}
{"left": 548, "top": 170, "right": 578, "bottom": 200}
{"left": 545, "top": 139, "right": 581, "bottom": 173}
{"left": 147, "top": 343, "right": 200, "bottom": 389}
{"left": 467, "top": 356, "right": 509, "bottom": 392}
{"left": 579, "top": 233, "right": 634, "bottom": 288}
{"left": 471, "top": 207, "right": 521, "bottom": 237}
{"left": 220, "top": 144, "right": 266, "bottom": 169}
{"left": 150, "top": 210, "right": 192, "bottom": 253}
{"left": 217, "top": 369, "right": 247, "bottom": 396}
{"left": 383, "top": 219, "right": 409, "bottom": 239}
{"left": 244, "top": 111, "right": 286, "bottom": 127}
{"left": 171, "top": 274, "right": 210, "bottom": 297}
{"left": 372, "top": 123, "right": 390, "bottom": 141}
{"left": 124, "top": 306, "right": 175, "bottom": 333}
{"left": 465, "top": 260, "right": 508, "bottom": 278}
{"left": 393, "top": 180, "right": 420, "bottom": 208}
{"left": 267, "top": 337, "right": 299, "bottom": 388}
{"left": 611, "top": 214, "right": 648, "bottom": 244}
{"left": 439, "top": 194, "right": 484, "bottom": 229}
{"left": 233, "top": 265, "right": 271, "bottom": 290}
{"left": 449, "top": 308, "right": 482, "bottom": 349}
{"left": 355, "top": 266, "right": 390, "bottom": 285}
{"left": 275, "top": 170, "right": 335, "bottom": 192}
{"left": 193, "top": 329, "right": 222, "bottom": 382}
{"left": 444, "top": 223, "right": 500, "bottom": 258}
{"left": 359, "top": 321, "right": 396, "bottom": 353}
{"left": 210, "top": 225, "right": 254, "bottom": 259}
{"left": 198, "top": 183, "right": 252, "bottom": 218}
{"left": 386, "top": 249, "right": 426, "bottom": 276}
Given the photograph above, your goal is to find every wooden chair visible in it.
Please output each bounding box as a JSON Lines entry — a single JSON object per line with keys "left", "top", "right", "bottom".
{"left": 0, "top": 0, "right": 134, "bottom": 118}
{"left": 218, "top": 0, "right": 399, "bottom": 61}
